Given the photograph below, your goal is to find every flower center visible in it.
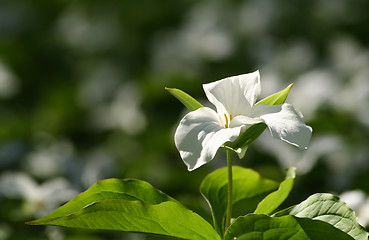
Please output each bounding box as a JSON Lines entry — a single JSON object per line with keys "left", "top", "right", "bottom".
{"left": 224, "top": 113, "right": 233, "bottom": 128}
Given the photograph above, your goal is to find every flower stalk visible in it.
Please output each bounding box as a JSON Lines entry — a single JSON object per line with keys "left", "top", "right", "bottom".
{"left": 225, "top": 149, "right": 233, "bottom": 231}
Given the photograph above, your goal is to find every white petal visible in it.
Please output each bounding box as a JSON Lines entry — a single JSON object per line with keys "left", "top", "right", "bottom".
{"left": 254, "top": 104, "right": 312, "bottom": 149}
{"left": 229, "top": 115, "right": 263, "bottom": 128}
{"left": 203, "top": 71, "right": 261, "bottom": 122}
{"left": 175, "top": 107, "right": 244, "bottom": 171}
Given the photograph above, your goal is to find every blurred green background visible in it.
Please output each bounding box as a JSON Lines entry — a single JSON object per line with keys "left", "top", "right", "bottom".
{"left": 1, "top": 0, "right": 369, "bottom": 239}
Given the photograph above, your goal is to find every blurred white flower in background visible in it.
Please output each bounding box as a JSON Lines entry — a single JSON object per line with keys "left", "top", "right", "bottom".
{"left": 329, "top": 37, "right": 369, "bottom": 76}
{"left": 324, "top": 146, "right": 369, "bottom": 190}
{"left": 256, "top": 134, "right": 343, "bottom": 175}
{"left": 237, "top": 0, "right": 275, "bottom": 37}
{"left": 81, "top": 149, "right": 117, "bottom": 188}
{"left": 24, "top": 137, "right": 74, "bottom": 179}
{"left": 256, "top": 36, "right": 369, "bottom": 180}
{"left": 89, "top": 83, "right": 147, "bottom": 135}
{"left": 258, "top": 131, "right": 369, "bottom": 190}
{"left": 0, "top": 59, "right": 19, "bottom": 99}
{"left": 340, "top": 190, "right": 369, "bottom": 228}
{"left": 44, "top": 226, "right": 65, "bottom": 240}
{"left": 315, "top": 0, "right": 347, "bottom": 23}
{"left": 257, "top": 69, "right": 283, "bottom": 99}
{"left": 337, "top": 68, "right": 369, "bottom": 128}
{"left": 108, "top": 84, "right": 147, "bottom": 135}
{"left": 288, "top": 69, "right": 338, "bottom": 120}
{"left": 78, "top": 62, "right": 121, "bottom": 108}
{"left": 263, "top": 42, "right": 315, "bottom": 76}
{"left": 0, "top": 223, "right": 11, "bottom": 240}
{"left": 0, "top": 172, "right": 78, "bottom": 218}
{"left": 326, "top": 37, "right": 369, "bottom": 129}
{"left": 77, "top": 63, "right": 147, "bottom": 135}
{"left": 151, "top": 2, "right": 234, "bottom": 74}
{"left": 181, "top": 2, "right": 234, "bottom": 61}
{"left": 55, "top": 6, "right": 118, "bottom": 52}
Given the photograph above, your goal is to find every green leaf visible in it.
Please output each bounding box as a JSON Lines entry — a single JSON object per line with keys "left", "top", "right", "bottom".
{"left": 166, "top": 87, "right": 203, "bottom": 111}
{"left": 256, "top": 83, "right": 294, "bottom": 105}
{"left": 27, "top": 178, "right": 221, "bottom": 240}
{"left": 28, "top": 178, "right": 176, "bottom": 224}
{"left": 224, "top": 214, "right": 354, "bottom": 240}
{"left": 200, "top": 166, "right": 279, "bottom": 236}
{"left": 254, "top": 167, "right": 296, "bottom": 215}
{"left": 274, "top": 193, "right": 369, "bottom": 240}
{"left": 224, "top": 123, "right": 267, "bottom": 156}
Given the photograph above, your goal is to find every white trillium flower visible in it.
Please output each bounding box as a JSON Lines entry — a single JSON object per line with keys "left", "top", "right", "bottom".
{"left": 174, "top": 70, "right": 312, "bottom": 171}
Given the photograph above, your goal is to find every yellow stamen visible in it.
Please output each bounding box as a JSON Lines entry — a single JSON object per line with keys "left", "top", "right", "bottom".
{"left": 224, "top": 114, "right": 234, "bottom": 128}
{"left": 224, "top": 113, "right": 229, "bottom": 128}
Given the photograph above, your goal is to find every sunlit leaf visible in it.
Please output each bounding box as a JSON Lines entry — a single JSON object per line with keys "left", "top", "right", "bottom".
{"left": 274, "top": 193, "right": 369, "bottom": 240}
{"left": 254, "top": 167, "right": 296, "bottom": 215}
{"left": 28, "top": 178, "right": 176, "bottom": 224}
{"left": 224, "top": 214, "right": 354, "bottom": 240}
{"left": 27, "top": 179, "right": 221, "bottom": 240}
{"left": 256, "top": 83, "right": 293, "bottom": 105}
{"left": 166, "top": 87, "right": 203, "bottom": 111}
{"left": 200, "top": 166, "right": 279, "bottom": 236}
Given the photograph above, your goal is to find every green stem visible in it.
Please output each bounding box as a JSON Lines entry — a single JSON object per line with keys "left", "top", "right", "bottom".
{"left": 225, "top": 149, "right": 233, "bottom": 231}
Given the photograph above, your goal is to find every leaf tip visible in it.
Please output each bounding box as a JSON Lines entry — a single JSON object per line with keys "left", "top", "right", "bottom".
{"left": 25, "top": 219, "right": 41, "bottom": 226}
{"left": 165, "top": 87, "right": 178, "bottom": 95}
{"left": 287, "top": 83, "right": 294, "bottom": 91}
{"left": 285, "top": 167, "right": 296, "bottom": 179}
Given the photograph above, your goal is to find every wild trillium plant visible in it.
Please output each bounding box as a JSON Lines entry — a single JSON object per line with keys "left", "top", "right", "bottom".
{"left": 174, "top": 70, "right": 312, "bottom": 171}
{"left": 28, "top": 71, "right": 368, "bottom": 240}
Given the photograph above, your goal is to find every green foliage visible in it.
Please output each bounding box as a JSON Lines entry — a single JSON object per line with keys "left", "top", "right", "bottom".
{"left": 165, "top": 88, "right": 204, "bottom": 111}
{"left": 27, "top": 167, "right": 367, "bottom": 239}
{"left": 274, "top": 193, "right": 369, "bottom": 240}
{"left": 223, "top": 214, "right": 354, "bottom": 240}
{"left": 200, "top": 166, "right": 279, "bottom": 236}
{"left": 254, "top": 167, "right": 296, "bottom": 215}
{"left": 28, "top": 178, "right": 177, "bottom": 224}
{"left": 28, "top": 179, "right": 220, "bottom": 240}
{"left": 256, "top": 84, "right": 294, "bottom": 105}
